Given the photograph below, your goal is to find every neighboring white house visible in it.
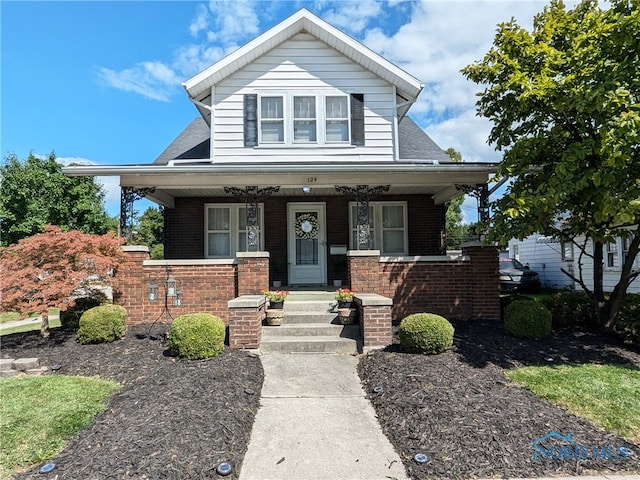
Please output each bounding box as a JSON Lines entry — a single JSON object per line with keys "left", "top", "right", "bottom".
{"left": 508, "top": 233, "right": 640, "bottom": 293}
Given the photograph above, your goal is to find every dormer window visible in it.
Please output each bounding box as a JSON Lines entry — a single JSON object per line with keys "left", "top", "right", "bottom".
{"left": 245, "top": 92, "right": 364, "bottom": 147}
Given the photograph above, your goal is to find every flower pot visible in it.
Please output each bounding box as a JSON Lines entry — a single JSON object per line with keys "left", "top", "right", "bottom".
{"left": 337, "top": 308, "right": 356, "bottom": 325}
{"left": 269, "top": 300, "right": 284, "bottom": 310}
{"left": 337, "top": 299, "right": 352, "bottom": 309}
{"left": 266, "top": 309, "right": 284, "bottom": 326}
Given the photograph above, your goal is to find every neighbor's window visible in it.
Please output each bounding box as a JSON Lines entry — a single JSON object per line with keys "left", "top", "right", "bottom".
{"left": 606, "top": 241, "right": 619, "bottom": 268}
{"left": 561, "top": 241, "right": 573, "bottom": 261}
{"left": 205, "top": 204, "right": 263, "bottom": 258}
{"left": 349, "top": 202, "right": 407, "bottom": 255}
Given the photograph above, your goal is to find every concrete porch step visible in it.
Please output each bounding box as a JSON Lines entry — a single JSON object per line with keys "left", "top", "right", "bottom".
{"left": 263, "top": 323, "right": 357, "bottom": 337}
{"left": 283, "top": 312, "right": 338, "bottom": 324}
{"left": 259, "top": 335, "right": 360, "bottom": 354}
{"left": 0, "top": 358, "right": 50, "bottom": 378}
{"left": 283, "top": 300, "right": 337, "bottom": 313}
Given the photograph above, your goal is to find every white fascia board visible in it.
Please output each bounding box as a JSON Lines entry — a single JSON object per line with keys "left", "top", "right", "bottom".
{"left": 182, "top": 9, "right": 424, "bottom": 102}
{"left": 62, "top": 162, "right": 498, "bottom": 177}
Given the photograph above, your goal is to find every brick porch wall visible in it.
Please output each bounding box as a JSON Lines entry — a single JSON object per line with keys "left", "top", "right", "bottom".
{"left": 348, "top": 245, "right": 499, "bottom": 321}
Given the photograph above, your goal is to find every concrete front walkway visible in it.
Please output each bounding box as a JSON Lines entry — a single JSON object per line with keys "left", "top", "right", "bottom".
{"left": 239, "top": 353, "right": 408, "bottom": 480}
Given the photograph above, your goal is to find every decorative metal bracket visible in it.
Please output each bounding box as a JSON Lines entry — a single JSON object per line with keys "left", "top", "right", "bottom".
{"left": 120, "top": 187, "right": 156, "bottom": 241}
{"left": 224, "top": 186, "right": 280, "bottom": 251}
{"left": 335, "top": 185, "right": 390, "bottom": 249}
{"left": 455, "top": 184, "right": 490, "bottom": 240}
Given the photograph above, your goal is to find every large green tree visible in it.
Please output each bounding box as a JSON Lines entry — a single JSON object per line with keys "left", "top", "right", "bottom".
{"left": 131, "top": 207, "right": 165, "bottom": 259}
{"left": 0, "top": 152, "right": 114, "bottom": 245}
{"left": 462, "top": 0, "right": 640, "bottom": 330}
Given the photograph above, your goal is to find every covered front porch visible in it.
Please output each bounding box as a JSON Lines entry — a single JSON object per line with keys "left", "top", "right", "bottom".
{"left": 114, "top": 243, "right": 499, "bottom": 351}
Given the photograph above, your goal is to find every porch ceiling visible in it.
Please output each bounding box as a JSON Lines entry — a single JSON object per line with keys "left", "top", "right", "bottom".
{"left": 63, "top": 161, "right": 497, "bottom": 207}
{"left": 120, "top": 167, "right": 493, "bottom": 207}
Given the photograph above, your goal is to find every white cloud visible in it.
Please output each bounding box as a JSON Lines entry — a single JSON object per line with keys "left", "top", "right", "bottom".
{"left": 96, "top": 61, "right": 180, "bottom": 102}
{"left": 320, "top": 1, "right": 384, "bottom": 35}
{"left": 189, "top": 3, "right": 210, "bottom": 37}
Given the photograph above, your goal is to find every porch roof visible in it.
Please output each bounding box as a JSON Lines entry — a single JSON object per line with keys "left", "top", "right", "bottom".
{"left": 64, "top": 160, "right": 497, "bottom": 207}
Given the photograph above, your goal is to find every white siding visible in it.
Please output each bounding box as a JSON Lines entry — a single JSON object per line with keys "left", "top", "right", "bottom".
{"left": 508, "top": 235, "right": 574, "bottom": 289}
{"left": 572, "top": 238, "right": 640, "bottom": 294}
{"left": 510, "top": 234, "right": 640, "bottom": 293}
{"left": 212, "top": 33, "right": 396, "bottom": 163}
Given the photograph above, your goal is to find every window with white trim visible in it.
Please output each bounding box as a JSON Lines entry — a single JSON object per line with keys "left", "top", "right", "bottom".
{"left": 205, "top": 204, "right": 263, "bottom": 258}
{"left": 561, "top": 241, "right": 573, "bottom": 261}
{"left": 349, "top": 202, "right": 407, "bottom": 255}
{"left": 247, "top": 92, "right": 363, "bottom": 146}
{"left": 606, "top": 240, "right": 619, "bottom": 268}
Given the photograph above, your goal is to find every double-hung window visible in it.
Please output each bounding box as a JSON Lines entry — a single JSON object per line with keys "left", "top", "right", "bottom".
{"left": 349, "top": 202, "right": 407, "bottom": 255}
{"left": 205, "top": 204, "right": 264, "bottom": 258}
{"left": 260, "top": 97, "right": 284, "bottom": 143}
{"left": 247, "top": 92, "right": 363, "bottom": 146}
{"left": 293, "top": 96, "right": 317, "bottom": 143}
{"left": 325, "top": 96, "right": 349, "bottom": 142}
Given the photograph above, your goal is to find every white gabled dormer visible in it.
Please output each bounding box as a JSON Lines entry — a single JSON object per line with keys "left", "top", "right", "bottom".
{"left": 181, "top": 9, "right": 424, "bottom": 164}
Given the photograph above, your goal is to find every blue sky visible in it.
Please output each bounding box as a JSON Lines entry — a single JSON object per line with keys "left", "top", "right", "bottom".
{"left": 1, "top": 0, "right": 557, "bottom": 219}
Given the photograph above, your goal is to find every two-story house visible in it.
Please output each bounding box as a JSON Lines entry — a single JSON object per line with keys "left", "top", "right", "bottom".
{"left": 65, "top": 9, "right": 500, "bottom": 350}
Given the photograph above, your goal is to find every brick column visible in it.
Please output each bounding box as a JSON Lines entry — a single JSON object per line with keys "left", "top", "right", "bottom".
{"left": 462, "top": 242, "right": 500, "bottom": 320}
{"left": 236, "top": 252, "right": 269, "bottom": 296}
{"left": 114, "top": 246, "right": 150, "bottom": 324}
{"left": 228, "top": 295, "right": 265, "bottom": 349}
{"left": 348, "top": 250, "right": 381, "bottom": 293}
{"left": 355, "top": 293, "right": 393, "bottom": 352}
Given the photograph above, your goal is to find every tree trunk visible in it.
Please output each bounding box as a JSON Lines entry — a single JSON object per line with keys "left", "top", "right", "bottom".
{"left": 40, "top": 310, "right": 50, "bottom": 338}
{"left": 592, "top": 241, "right": 609, "bottom": 330}
{"left": 602, "top": 233, "right": 640, "bottom": 331}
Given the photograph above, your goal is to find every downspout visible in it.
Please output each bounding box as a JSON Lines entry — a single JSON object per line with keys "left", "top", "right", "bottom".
{"left": 394, "top": 93, "right": 418, "bottom": 161}
{"left": 187, "top": 88, "right": 215, "bottom": 163}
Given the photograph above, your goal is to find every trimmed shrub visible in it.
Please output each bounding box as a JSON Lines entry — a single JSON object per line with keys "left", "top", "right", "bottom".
{"left": 399, "top": 313, "right": 454, "bottom": 354}
{"left": 615, "top": 294, "right": 640, "bottom": 346}
{"left": 540, "top": 291, "right": 596, "bottom": 327}
{"left": 77, "top": 305, "right": 127, "bottom": 344}
{"left": 504, "top": 300, "right": 552, "bottom": 340}
{"left": 168, "top": 313, "right": 225, "bottom": 360}
{"left": 60, "top": 296, "right": 105, "bottom": 330}
{"left": 500, "top": 294, "right": 535, "bottom": 320}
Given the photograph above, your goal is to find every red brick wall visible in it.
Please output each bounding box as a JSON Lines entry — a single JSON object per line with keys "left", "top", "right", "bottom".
{"left": 114, "top": 250, "right": 237, "bottom": 325}
{"left": 164, "top": 194, "right": 446, "bottom": 265}
{"left": 349, "top": 247, "right": 499, "bottom": 321}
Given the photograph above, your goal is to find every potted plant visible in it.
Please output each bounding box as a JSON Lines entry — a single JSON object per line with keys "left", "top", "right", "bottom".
{"left": 263, "top": 289, "right": 289, "bottom": 310}
{"left": 335, "top": 288, "right": 354, "bottom": 309}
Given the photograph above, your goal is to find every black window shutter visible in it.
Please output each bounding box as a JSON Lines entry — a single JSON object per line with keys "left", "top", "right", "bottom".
{"left": 244, "top": 94, "right": 258, "bottom": 147}
{"left": 350, "top": 93, "right": 365, "bottom": 146}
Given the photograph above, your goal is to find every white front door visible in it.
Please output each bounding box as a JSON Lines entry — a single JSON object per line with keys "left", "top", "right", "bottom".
{"left": 287, "top": 203, "right": 327, "bottom": 285}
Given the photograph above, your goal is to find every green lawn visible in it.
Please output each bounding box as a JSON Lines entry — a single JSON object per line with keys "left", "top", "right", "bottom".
{"left": 0, "top": 375, "right": 120, "bottom": 478}
{"left": 507, "top": 363, "right": 640, "bottom": 444}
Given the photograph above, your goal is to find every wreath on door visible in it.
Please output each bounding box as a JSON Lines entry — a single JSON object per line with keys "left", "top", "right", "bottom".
{"left": 295, "top": 213, "right": 319, "bottom": 239}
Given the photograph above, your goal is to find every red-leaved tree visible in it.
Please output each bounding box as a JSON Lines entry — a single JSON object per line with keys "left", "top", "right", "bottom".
{"left": 0, "top": 225, "right": 125, "bottom": 337}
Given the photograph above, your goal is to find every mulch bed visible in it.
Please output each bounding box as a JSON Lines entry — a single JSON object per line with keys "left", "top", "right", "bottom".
{"left": 3, "top": 320, "right": 640, "bottom": 480}
{"left": 358, "top": 319, "right": 640, "bottom": 480}
{"left": 1, "top": 324, "right": 263, "bottom": 480}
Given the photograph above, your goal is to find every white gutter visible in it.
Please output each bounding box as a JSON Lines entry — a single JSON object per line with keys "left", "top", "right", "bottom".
{"left": 63, "top": 162, "right": 499, "bottom": 176}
